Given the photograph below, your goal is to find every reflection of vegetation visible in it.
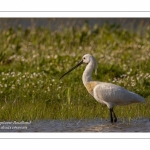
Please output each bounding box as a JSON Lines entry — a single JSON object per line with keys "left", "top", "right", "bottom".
{"left": 0, "top": 22, "right": 150, "bottom": 121}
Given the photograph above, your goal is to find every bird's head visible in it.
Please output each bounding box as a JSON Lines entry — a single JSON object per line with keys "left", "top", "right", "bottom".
{"left": 82, "top": 54, "right": 98, "bottom": 75}
{"left": 60, "top": 54, "right": 98, "bottom": 79}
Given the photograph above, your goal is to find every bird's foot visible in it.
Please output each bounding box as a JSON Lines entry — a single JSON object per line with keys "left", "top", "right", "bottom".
{"left": 114, "top": 118, "right": 117, "bottom": 122}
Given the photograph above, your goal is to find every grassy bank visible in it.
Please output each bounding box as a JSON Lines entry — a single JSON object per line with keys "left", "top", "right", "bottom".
{"left": 0, "top": 22, "right": 150, "bottom": 121}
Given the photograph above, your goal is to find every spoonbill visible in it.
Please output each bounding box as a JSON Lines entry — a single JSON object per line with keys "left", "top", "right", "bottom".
{"left": 60, "top": 54, "right": 145, "bottom": 123}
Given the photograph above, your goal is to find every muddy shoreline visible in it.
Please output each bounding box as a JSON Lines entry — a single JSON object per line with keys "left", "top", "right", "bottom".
{"left": 0, "top": 118, "right": 150, "bottom": 132}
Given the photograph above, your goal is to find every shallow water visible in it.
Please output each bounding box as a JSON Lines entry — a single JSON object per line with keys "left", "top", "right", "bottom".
{"left": 0, "top": 118, "right": 150, "bottom": 132}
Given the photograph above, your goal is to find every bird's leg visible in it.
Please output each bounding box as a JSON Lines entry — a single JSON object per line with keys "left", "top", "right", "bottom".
{"left": 109, "top": 108, "right": 117, "bottom": 123}
{"left": 112, "top": 109, "right": 117, "bottom": 122}
{"left": 109, "top": 108, "right": 113, "bottom": 123}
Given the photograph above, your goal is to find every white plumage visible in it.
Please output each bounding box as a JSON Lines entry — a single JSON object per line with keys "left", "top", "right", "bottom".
{"left": 93, "top": 82, "right": 145, "bottom": 108}
{"left": 60, "top": 54, "right": 145, "bottom": 123}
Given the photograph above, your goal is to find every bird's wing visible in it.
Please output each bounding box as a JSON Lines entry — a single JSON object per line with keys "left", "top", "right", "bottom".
{"left": 93, "top": 82, "right": 145, "bottom": 105}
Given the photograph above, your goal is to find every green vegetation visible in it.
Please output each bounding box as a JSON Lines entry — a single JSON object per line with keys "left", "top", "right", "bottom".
{"left": 0, "top": 22, "right": 150, "bottom": 121}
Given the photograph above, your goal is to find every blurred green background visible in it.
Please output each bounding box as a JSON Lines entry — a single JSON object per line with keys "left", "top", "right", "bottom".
{"left": 0, "top": 18, "right": 150, "bottom": 121}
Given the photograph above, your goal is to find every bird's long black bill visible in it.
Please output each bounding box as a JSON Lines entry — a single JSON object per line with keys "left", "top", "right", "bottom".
{"left": 60, "top": 60, "right": 83, "bottom": 80}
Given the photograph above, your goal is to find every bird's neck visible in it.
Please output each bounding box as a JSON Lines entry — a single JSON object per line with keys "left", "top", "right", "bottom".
{"left": 82, "top": 62, "right": 94, "bottom": 86}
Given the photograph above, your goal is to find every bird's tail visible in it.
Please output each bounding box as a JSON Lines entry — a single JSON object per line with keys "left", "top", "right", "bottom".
{"left": 131, "top": 92, "right": 145, "bottom": 103}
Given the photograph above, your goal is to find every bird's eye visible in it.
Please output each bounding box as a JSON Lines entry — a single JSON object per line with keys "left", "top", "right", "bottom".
{"left": 83, "top": 57, "right": 85, "bottom": 59}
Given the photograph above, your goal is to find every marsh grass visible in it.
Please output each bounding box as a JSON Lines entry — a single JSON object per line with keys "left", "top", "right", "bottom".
{"left": 0, "top": 21, "right": 150, "bottom": 121}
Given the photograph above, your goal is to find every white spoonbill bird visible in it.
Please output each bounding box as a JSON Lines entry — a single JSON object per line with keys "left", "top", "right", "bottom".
{"left": 60, "top": 54, "right": 145, "bottom": 123}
